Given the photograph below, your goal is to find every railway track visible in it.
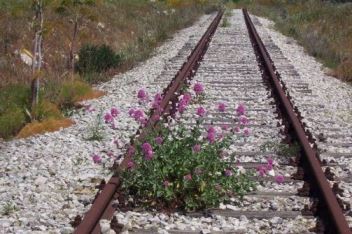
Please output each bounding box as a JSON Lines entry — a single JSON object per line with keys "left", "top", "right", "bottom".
{"left": 73, "top": 9, "right": 352, "bottom": 234}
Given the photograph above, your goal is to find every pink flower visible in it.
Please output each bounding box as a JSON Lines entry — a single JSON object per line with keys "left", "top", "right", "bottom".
{"left": 221, "top": 124, "right": 229, "bottom": 130}
{"left": 132, "top": 109, "right": 145, "bottom": 121}
{"left": 128, "top": 108, "right": 135, "bottom": 117}
{"left": 192, "top": 144, "right": 201, "bottom": 153}
{"left": 137, "top": 88, "right": 148, "bottom": 101}
{"left": 184, "top": 174, "right": 192, "bottom": 181}
{"left": 196, "top": 107, "right": 206, "bottom": 117}
{"left": 225, "top": 169, "right": 233, "bottom": 177}
{"left": 106, "top": 151, "right": 114, "bottom": 157}
{"left": 243, "top": 128, "right": 250, "bottom": 137}
{"left": 127, "top": 160, "right": 135, "bottom": 169}
{"left": 193, "top": 82, "right": 204, "bottom": 95}
{"left": 265, "top": 163, "right": 273, "bottom": 171}
{"left": 142, "top": 142, "right": 154, "bottom": 160}
{"left": 240, "top": 116, "right": 249, "bottom": 125}
{"left": 207, "top": 131, "right": 216, "bottom": 144}
{"left": 177, "top": 94, "right": 192, "bottom": 113}
{"left": 256, "top": 165, "right": 267, "bottom": 177}
{"left": 234, "top": 126, "right": 240, "bottom": 133}
{"left": 236, "top": 104, "right": 246, "bottom": 116}
{"left": 275, "top": 175, "right": 285, "bottom": 184}
{"left": 155, "top": 136, "right": 163, "bottom": 145}
{"left": 92, "top": 154, "right": 102, "bottom": 164}
{"left": 218, "top": 102, "right": 226, "bottom": 112}
{"left": 267, "top": 157, "right": 274, "bottom": 165}
{"left": 208, "top": 126, "right": 216, "bottom": 133}
{"left": 110, "top": 107, "right": 120, "bottom": 117}
{"left": 152, "top": 93, "right": 163, "bottom": 111}
{"left": 104, "top": 113, "right": 113, "bottom": 123}
{"left": 163, "top": 180, "right": 170, "bottom": 187}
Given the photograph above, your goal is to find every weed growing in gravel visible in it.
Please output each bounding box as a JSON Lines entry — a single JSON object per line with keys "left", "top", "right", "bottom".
{"left": 1, "top": 202, "right": 18, "bottom": 216}
{"left": 85, "top": 110, "right": 104, "bottom": 141}
{"left": 121, "top": 119, "right": 255, "bottom": 211}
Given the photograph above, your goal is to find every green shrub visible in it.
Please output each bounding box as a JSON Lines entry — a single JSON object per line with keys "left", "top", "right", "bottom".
{"left": 76, "top": 44, "right": 122, "bottom": 74}
{"left": 0, "top": 106, "right": 26, "bottom": 139}
{"left": 0, "top": 84, "right": 30, "bottom": 114}
{"left": 32, "top": 100, "right": 62, "bottom": 121}
{"left": 57, "top": 80, "right": 92, "bottom": 108}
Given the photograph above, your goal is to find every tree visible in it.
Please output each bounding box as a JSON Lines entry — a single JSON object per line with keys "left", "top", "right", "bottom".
{"left": 55, "top": 0, "right": 97, "bottom": 77}
{"left": 31, "top": 0, "right": 44, "bottom": 110}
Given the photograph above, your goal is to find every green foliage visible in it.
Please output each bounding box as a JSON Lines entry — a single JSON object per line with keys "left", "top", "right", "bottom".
{"left": 31, "top": 100, "right": 62, "bottom": 121}
{"left": 0, "top": 106, "right": 26, "bottom": 139}
{"left": 122, "top": 121, "right": 255, "bottom": 211}
{"left": 1, "top": 202, "right": 19, "bottom": 216}
{"left": 56, "top": 79, "right": 91, "bottom": 108}
{"left": 76, "top": 44, "right": 122, "bottom": 74}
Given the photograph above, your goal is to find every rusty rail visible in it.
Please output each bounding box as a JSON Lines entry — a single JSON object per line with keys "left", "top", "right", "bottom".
{"left": 74, "top": 11, "right": 223, "bottom": 234}
{"left": 243, "top": 8, "right": 351, "bottom": 234}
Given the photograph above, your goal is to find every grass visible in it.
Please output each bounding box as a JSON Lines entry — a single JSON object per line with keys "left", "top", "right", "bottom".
{"left": 231, "top": 0, "right": 352, "bottom": 83}
{"left": 0, "top": 0, "right": 221, "bottom": 140}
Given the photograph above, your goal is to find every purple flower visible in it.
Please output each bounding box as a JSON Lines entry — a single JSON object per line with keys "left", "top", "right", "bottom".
{"left": 234, "top": 126, "right": 240, "bottom": 133}
{"left": 163, "top": 180, "right": 170, "bottom": 187}
{"left": 127, "top": 160, "right": 135, "bottom": 169}
{"left": 207, "top": 131, "right": 216, "bottom": 144}
{"left": 110, "top": 107, "right": 120, "bottom": 117}
{"left": 155, "top": 136, "right": 163, "bottom": 145}
{"left": 196, "top": 107, "right": 206, "bottom": 117}
{"left": 256, "top": 165, "right": 267, "bottom": 177}
{"left": 221, "top": 124, "right": 229, "bottom": 131}
{"left": 142, "top": 142, "right": 154, "bottom": 160}
{"left": 275, "top": 175, "right": 285, "bottom": 184}
{"left": 152, "top": 93, "right": 163, "bottom": 111}
{"left": 236, "top": 104, "right": 246, "bottom": 116}
{"left": 132, "top": 109, "right": 145, "bottom": 121}
{"left": 137, "top": 88, "right": 148, "bottom": 101}
{"left": 193, "top": 82, "right": 204, "bottom": 95}
{"left": 128, "top": 108, "right": 135, "bottom": 117}
{"left": 265, "top": 163, "right": 273, "bottom": 171}
{"left": 240, "top": 116, "right": 249, "bottom": 125}
{"left": 192, "top": 144, "right": 201, "bottom": 153}
{"left": 106, "top": 151, "right": 114, "bottom": 157}
{"left": 243, "top": 128, "right": 250, "bottom": 137}
{"left": 225, "top": 169, "right": 233, "bottom": 177}
{"left": 208, "top": 126, "right": 216, "bottom": 133}
{"left": 92, "top": 154, "right": 102, "bottom": 164}
{"left": 218, "top": 102, "right": 226, "bottom": 112}
{"left": 184, "top": 174, "right": 192, "bottom": 181}
{"left": 267, "top": 157, "right": 274, "bottom": 165}
{"left": 177, "top": 94, "right": 192, "bottom": 113}
{"left": 104, "top": 113, "right": 113, "bottom": 123}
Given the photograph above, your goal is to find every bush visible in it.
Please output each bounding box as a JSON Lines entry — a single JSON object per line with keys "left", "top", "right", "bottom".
{"left": 32, "top": 100, "right": 62, "bottom": 121}
{"left": 0, "top": 106, "right": 26, "bottom": 139}
{"left": 76, "top": 44, "right": 122, "bottom": 74}
{"left": 122, "top": 120, "right": 255, "bottom": 211}
{"left": 0, "top": 84, "right": 30, "bottom": 114}
{"left": 57, "top": 80, "right": 92, "bottom": 108}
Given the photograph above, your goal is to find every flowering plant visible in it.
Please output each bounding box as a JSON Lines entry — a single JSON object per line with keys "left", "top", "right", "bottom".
{"left": 121, "top": 119, "right": 255, "bottom": 211}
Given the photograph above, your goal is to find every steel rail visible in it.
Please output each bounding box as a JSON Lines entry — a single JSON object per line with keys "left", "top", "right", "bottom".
{"left": 74, "top": 10, "right": 223, "bottom": 234}
{"left": 243, "top": 8, "right": 351, "bottom": 234}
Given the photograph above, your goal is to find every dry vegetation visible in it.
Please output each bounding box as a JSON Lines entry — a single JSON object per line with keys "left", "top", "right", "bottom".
{"left": 230, "top": 0, "right": 352, "bottom": 83}
{"left": 0, "top": 0, "right": 221, "bottom": 139}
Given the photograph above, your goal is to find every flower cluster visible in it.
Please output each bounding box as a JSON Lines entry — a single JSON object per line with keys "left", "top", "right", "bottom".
{"left": 256, "top": 157, "right": 285, "bottom": 184}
